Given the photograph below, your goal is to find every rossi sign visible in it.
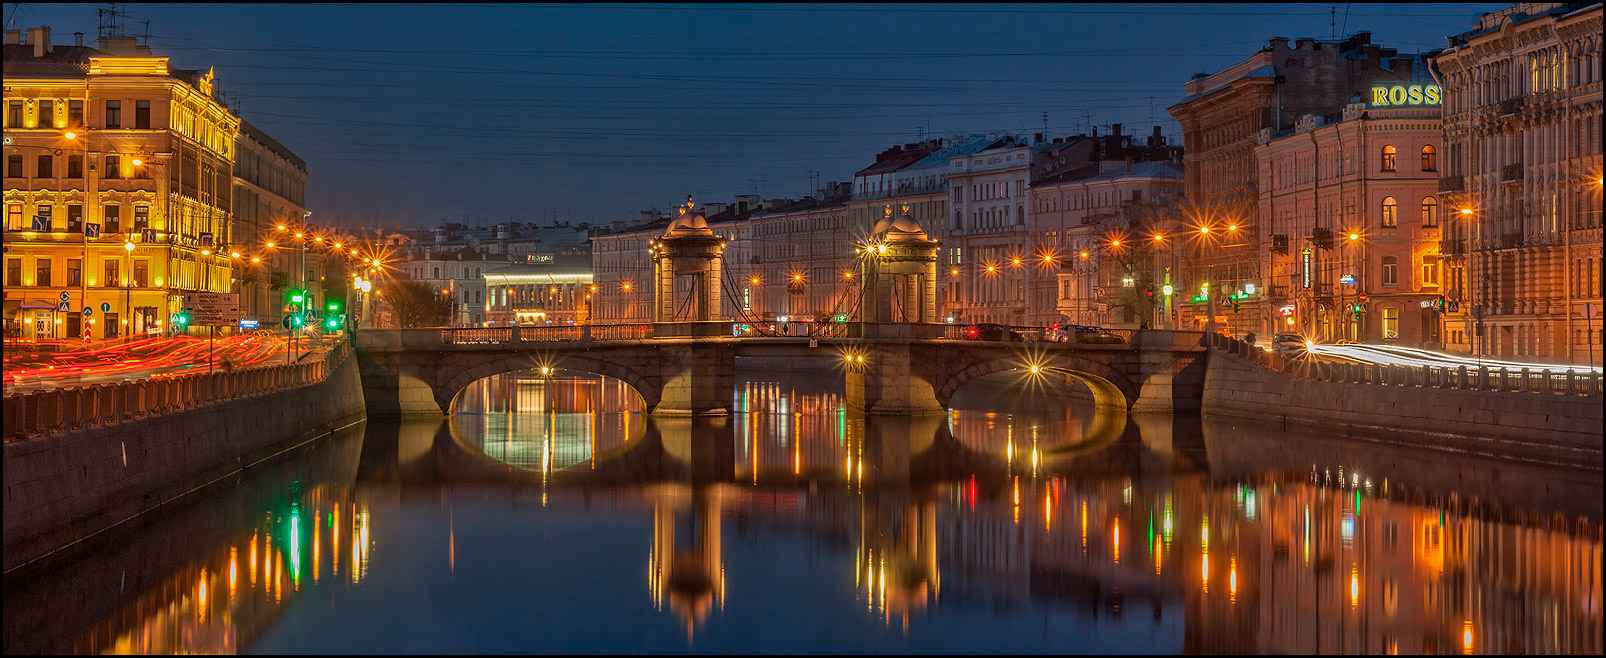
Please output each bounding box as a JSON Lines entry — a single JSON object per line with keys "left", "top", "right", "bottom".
{"left": 1370, "top": 84, "right": 1441, "bottom": 107}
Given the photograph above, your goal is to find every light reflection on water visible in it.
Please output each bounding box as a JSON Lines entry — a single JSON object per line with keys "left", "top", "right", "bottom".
{"left": 2, "top": 371, "right": 1600, "bottom": 655}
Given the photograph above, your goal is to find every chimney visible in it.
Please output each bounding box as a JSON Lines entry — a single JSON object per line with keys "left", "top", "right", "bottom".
{"left": 29, "top": 26, "right": 51, "bottom": 57}
{"left": 1269, "top": 36, "right": 1289, "bottom": 50}
{"left": 1111, "top": 123, "right": 1122, "bottom": 137}
{"left": 1033, "top": 132, "right": 1043, "bottom": 143}
{"left": 4, "top": 30, "right": 20, "bottom": 45}
{"left": 74, "top": 32, "right": 83, "bottom": 47}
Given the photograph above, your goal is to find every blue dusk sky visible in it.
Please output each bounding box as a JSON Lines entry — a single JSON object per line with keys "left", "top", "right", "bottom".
{"left": 4, "top": 3, "right": 1506, "bottom": 228}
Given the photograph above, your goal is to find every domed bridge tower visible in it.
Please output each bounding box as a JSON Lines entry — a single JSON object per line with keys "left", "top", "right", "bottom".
{"left": 858, "top": 205, "right": 940, "bottom": 329}
{"left": 651, "top": 196, "right": 726, "bottom": 335}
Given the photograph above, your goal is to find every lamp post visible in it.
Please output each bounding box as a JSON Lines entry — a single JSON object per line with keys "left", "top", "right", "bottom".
{"left": 123, "top": 240, "right": 135, "bottom": 338}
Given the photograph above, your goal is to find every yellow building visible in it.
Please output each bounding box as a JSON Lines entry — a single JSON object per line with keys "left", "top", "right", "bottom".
{"left": 4, "top": 27, "right": 237, "bottom": 339}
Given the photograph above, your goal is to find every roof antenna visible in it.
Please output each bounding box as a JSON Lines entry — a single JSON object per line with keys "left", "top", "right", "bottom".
{"left": 1330, "top": 5, "right": 1336, "bottom": 39}
{"left": 1041, "top": 111, "right": 1048, "bottom": 140}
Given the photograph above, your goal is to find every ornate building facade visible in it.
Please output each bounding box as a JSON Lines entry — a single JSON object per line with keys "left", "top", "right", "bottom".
{"left": 4, "top": 28, "right": 238, "bottom": 339}
{"left": 1433, "top": 1, "right": 1603, "bottom": 361}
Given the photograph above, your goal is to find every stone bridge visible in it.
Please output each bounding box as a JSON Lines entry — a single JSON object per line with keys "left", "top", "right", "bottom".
{"left": 354, "top": 324, "right": 1210, "bottom": 418}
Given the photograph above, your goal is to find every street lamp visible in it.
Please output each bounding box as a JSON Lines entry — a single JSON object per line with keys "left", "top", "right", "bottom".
{"left": 124, "top": 241, "right": 136, "bottom": 338}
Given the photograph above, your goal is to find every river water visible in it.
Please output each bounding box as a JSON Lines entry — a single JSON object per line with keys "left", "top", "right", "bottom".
{"left": 4, "top": 368, "right": 1601, "bottom": 654}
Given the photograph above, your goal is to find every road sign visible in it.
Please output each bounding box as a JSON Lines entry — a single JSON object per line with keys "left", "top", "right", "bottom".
{"left": 100, "top": 302, "right": 110, "bottom": 312}
{"left": 1094, "top": 287, "right": 1106, "bottom": 299}
{"left": 181, "top": 292, "right": 240, "bottom": 326}
{"left": 240, "top": 319, "right": 259, "bottom": 330}
{"left": 1585, "top": 302, "right": 1598, "bottom": 320}
{"left": 59, "top": 291, "right": 70, "bottom": 301}
{"left": 57, "top": 301, "right": 69, "bottom": 312}
{"left": 86, "top": 222, "right": 101, "bottom": 238}
{"left": 1470, "top": 304, "right": 1486, "bottom": 320}
{"left": 808, "top": 337, "right": 819, "bottom": 348}
{"left": 140, "top": 228, "right": 158, "bottom": 243}
{"left": 83, "top": 307, "right": 93, "bottom": 317}
{"left": 31, "top": 215, "right": 48, "bottom": 231}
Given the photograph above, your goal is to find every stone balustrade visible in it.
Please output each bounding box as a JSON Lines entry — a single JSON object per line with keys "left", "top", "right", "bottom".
{"left": 1205, "top": 332, "right": 1602, "bottom": 396}
{"left": 2, "top": 341, "right": 351, "bottom": 443}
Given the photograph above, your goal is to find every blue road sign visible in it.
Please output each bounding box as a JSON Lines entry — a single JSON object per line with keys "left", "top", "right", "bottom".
{"left": 31, "top": 215, "right": 48, "bottom": 231}
{"left": 100, "top": 302, "right": 110, "bottom": 312}
{"left": 86, "top": 222, "right": 101, "bottom": 238}
{"left": 59, "top": 291, "right": 70, "bottom": 301}
{"left": 240, "top": 319, "right": 259, "bottom": 329}
{"left": 83, "top": 307, "right": 93, "bottom": 317}
{"left": 58, "top": 302, "right": 69, "bottom": 312}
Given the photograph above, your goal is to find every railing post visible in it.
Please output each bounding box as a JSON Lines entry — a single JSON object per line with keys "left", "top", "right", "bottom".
{"left": 1539, "top": 369, "right": 1551, "bottom": 394}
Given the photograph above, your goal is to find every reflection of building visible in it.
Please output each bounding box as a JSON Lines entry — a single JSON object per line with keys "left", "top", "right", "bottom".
{"left": 648, "top": 484, "right": 726, "bottom": 641}
{"left": 1433, "top": 2, "right": 1604, "bottom": 360}
{"left": 455, "top": 371, "right": 644, "bottom": 473}
{"left": 858, "top": 493, "right": 940, "bottom": 628}
{"left": 4, "top": 26, "right": 239, "bottom": 339}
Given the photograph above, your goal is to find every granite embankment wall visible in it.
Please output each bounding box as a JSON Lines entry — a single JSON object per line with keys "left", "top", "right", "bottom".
{"left": 2, "top": 347, "right": 366, "bottom": 573}
{"left": 1201, "top": 346, "right": 1603, "bottom": 469}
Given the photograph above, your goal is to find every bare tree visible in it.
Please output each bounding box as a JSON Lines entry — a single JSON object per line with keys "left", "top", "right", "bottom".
{"left": 387, "top": 280, "right": 453, "bottom": 328}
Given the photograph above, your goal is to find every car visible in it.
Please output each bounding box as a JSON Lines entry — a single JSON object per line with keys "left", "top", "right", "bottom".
{"left": 1270, "top": 332, "right": 1309, "bottom": 357}
{"left": 1076, "top": 329, "right": 1126, "bottom": 344}
{"left": 1045, "top": 323, "right": 1071, "bottom": 343}
{"left": 962, "top": 323, "right": 1023, "bottom": 342}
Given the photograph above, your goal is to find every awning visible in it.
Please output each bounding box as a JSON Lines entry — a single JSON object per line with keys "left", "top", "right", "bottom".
{"left": 19, "top": 299, "right": 59, "bottom": 310}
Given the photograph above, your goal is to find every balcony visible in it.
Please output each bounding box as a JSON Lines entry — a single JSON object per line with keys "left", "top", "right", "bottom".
{"left": 1438, "top": 175, "right": 1464, "bottom": 192}
{"left": 1500, "top": 163, "right": 1524, "bottom": 183}
{"left": 1439, "top": 238, "right": 1465, "bottom": 255}
{"left": 1271, "top": 234, "right": 1290, "bottom": 254}
{"left": 1309, "top": 227, "right": 1334, "bottom": 251}
{"left": 1498, "top": 96, "right": 1525, "bottom": 116}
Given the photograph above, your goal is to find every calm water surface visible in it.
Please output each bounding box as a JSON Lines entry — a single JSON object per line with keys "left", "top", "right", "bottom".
{"left": 4, "top": 368, "right": 1601, "bottom": 654}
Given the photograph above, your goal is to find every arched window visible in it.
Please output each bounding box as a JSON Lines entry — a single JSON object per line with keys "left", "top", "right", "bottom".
{"left": 1381, "top": 196, "right": 1398, "bottom": 228}
{"left": 1420, "top": 145, "right": 1436, "bottom": 172}
{"left": 1381, "top": 145, "right": 1397, "bottom": 172}
{"left": 1421, "top": 197, "right": 1439, "bottom": 228}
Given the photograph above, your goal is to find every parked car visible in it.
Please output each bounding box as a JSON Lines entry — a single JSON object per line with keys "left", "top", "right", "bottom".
{"left": 1076, "top": 329, "right": 1126, "bottom": 344}
{"left": 1270, "top": 332, "right": 1309, "bottom": 357}
{"left": 962, "top": 323, "right": 1023, "bottom": 342}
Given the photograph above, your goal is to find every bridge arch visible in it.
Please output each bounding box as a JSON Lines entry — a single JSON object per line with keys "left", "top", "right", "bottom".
{"left": 438, "top": 352, "right": 660, "bottom": 415}
{"left": 932, "top": 351, "right": 1136, "bottom": 413}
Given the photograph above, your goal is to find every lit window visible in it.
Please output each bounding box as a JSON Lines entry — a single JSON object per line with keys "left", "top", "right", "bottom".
{"left": 1381, "top": 145, "right": 1397, "bottom": 172}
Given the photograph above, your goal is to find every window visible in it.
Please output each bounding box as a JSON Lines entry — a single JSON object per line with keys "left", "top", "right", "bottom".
{"left": 37, "top": 154, "right": 53, "bottom": 178}
{"left": 7, "top": 155, "right": 21, "bottom": 178}
{"left": 132, "top": 260, "right": 148, "bottom": 287}
{"left": 104, "top": 260, "right": 120, "bottom": 287}
{"left": 135, "top": 100, "right": 150, "bottom": 129}
{"left": 104, "top": 204, "right": 121, "bottom": 233}
{"left": 67, "top": 155, "right": 83, "bottom": 179}
{"left": 37, "top": 205, "right": 52, "bottom": 231}
{"left": 104, "top": 155, "right": 120, "bottom": 179}
{"left": 133, "top": 205, "right": 149, "bottom": 229}
{"left": 1381, "top": 197, "right": 1398, "bottom": 228}
{"left": 68, "top": 100, "right": 83, "bottom": 126}
{"left": 6, "top": 100, "right": 20, "bottom": 127}
{"left": 1382, "top": 256, "right": 1398, "bottom": 285}
{"left": 105, "top": 100, "right": 121, "bottom": 129}
{"left": 6, "top": 258, "right": 20, "bottom": 286}
{"left": 67, "top": 204, "right": 83, "bottom": 233}
{"left": 1382, "top": 307, "right": 1399, "bottom": 339}
{"left": 35, "top": 258, "right": 51, "bottom": 287}
{"left": 1420, "top": 145, "right": 1436, "bottom": 172}
{"left": 67, "top": 258, "right": 82, "bottom": 286}
{"left": 1421, "top": 197, "right": 1438, "bottom": 228}
{"left": 1422, "top": 259, "right": 1439, "bottom": 287}
{"left": 6, "top": 204, "right": 20, "bottom": 231}
{"left": 37, "top": 99, "right": 53, "bottom": 128}
{"left": 1381, "top": 145, "right": 1397, "bottom": 172}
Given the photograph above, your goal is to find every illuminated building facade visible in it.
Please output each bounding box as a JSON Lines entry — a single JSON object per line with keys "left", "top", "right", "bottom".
{"left": 1255, "top": 99, "right": 1445, "bottom": 345}
{"left": 482, "top": 256, "right": 594, "bottom": 326}
{"left": 746, "top": 186, "right": 854, "bottom": 321}
{"left": 3, "top": 27, "right": 238, "bottom": 339}
{"left": 1433, "top": 2, "right": 1604, "bottom": 360}
{"left": 946, "top": 134, "right": 1035, "bottom": 325}
{"left": 232, "top": 120, "right": 309, "bottom": 329}
{"left": 1170, "top": 32, "right": 1429, "bottom": 339}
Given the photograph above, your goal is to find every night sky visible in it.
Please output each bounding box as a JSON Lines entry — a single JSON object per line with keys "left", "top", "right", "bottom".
{"left": 5, "top": 3, "right": 1506, "bottom": 229}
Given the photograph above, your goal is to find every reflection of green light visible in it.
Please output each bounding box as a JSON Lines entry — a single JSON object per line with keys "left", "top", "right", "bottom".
{"left": 1355, "top": 488, "right": 1362, "bottom": 511}
{"left": 1148, "top": 511, "right": 1155, "bottom": 553}
{"left": 290, "top": 512, "right": 301, "bottom": 586}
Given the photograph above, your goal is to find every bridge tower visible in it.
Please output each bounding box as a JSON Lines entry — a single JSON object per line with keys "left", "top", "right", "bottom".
{"left": 857, "top": 204, "right": 940, "bottom": 329}
{"left": 651, "top": 196, "right": 726, "bottom": 335}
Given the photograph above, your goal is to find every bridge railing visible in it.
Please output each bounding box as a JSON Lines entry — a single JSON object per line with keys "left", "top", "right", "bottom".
{"left": 439, "top": 324, "right": 655, "bottom": 345}
{"left": 2, "top": 341, "right": 352, "bottom": 443}
{"left": 1205, "top": 332, "right": 1602, "bottom": 396}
